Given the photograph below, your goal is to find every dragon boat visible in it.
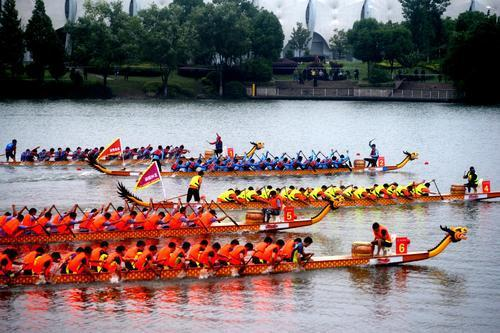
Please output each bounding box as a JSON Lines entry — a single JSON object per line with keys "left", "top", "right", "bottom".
{"left": 0, "top": 142, "right": 265, "bottom": 167}
{"left": 89, "top": 151, "right": 419, "bottom": 178}
{"left": 0, "top": 226, "right": 467, "bottom": 287}
{"left": 118, "top": 183, "right": 500, "bottom": 210}
{"left": 0, "top": 202, "right": 336, "bottom": 245}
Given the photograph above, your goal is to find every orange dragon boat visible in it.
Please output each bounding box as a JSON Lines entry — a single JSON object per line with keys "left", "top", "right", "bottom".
{"left": 0, "top": 202, "right": 336, "bottom": 245}
{"left": 90, "top": 151, "right": 419, "bottom": 178}
{"left": 117, "top": 183, "right": 500, "bottom": 210}
{"left": 0, "top": 142, "right": 265, "bottom": 167}
{"left": 0, "top": 226, "right": 467, "bottom": 287}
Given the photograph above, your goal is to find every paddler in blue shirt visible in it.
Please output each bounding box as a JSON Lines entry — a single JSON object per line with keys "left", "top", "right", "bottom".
{"left": 4, "top": 139, "right": 17, "bottom": 162}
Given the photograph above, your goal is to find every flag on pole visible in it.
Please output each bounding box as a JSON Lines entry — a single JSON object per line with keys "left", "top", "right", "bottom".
{"left": 134, "top": 162, "right": 161, "bottom": 191}
{"left": 98, "top": 138, "right": 122, "bottom": 160}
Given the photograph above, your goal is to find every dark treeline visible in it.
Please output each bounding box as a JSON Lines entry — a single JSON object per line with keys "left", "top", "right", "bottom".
{"left": 0, "top": 0, "right": 284, "bottom": 97}
{"left": 0, "top": 0, "right": 499, "bottom": 102}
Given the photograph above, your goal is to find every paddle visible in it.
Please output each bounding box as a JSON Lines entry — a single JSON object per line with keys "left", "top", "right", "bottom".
{"left": 185, "top": 201, "right": 209, "bottom": 232}
{"left": 432, "top": 179, "right": 444, "bottom": 200}
{"left": 211, "top": 200, "right": 239, "bottom": 227}
{"left": 52, "top": 205, "right": 77, "bottom": 238}
{"left": 238, "top": 254, "right": 255, "bottom": 275}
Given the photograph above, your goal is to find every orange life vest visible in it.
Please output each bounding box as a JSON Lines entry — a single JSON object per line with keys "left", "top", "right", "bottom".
{"left": 22, "top": 214, "right": 36, "bottom": 227}
{"left": 279, "top": 240, "right": 295, "bottom": 260}
{"left": 262, "top": 244, "right": 280, "bottom": 263}
{"left": 32, "top": 216, "right": 50, "bottom": 235}
{"left": 0, "top": 215, "right": 8, "bottom": 227}
{"left": 113, "top": 214, "right": 132, "bottom": 231}
{"left": 229, "top": 245, "right": 247, "bottom": 265}
{"left": 3, "top": 217, "right": 21, "bottom": 236}
{"left": 67, "top": 252, "right": 88, "bottom": 274}
{"left": 79, "top": 212, "right": 95, "bottom": 230}
{"left": 199, "top": 212, "right": 216, "bottom": 228}
{"left": 33, "top": 254, "right": 52, "bottom": 275}
{"left": 135, "top": 250, "right": 154, "bottom": 271}
{"left": 253, "top": 242, "right": 270, "bottom": 260}
{"left": 156, "top": 246, "right": 174, "bottom": 266}
{"left": 168, "top": 247, "right": 186, "bottom": 269}
{"left": 0, "top": 254, "right": 13, "bottom": 274}
{"left": 269, "top": 196, "right": 282, "bottom": 209}
{"left": 22, "top": 251, "right": 40, "bottom": 271}
{"left": 90, "top": 215, "right": 108, "bottom": 232}
{"left": 218, "top": 244, "right": 234, "bottom": 261}
{"left": 169, "top": 212, "right": 185, "bottom": 229}
{"left": 373, "top": 225, "right": 392, "bottom": 242}
{"left": 104, "top": 252, "right": 122, "bottom": 273}
{"left": 188, "top": 244, "right": 205, "bottom": 263}
{"left": 124, "top": 246, "right": 142, "bottom": 261}
{"left": 90, "top": 247, "right": 107, "bottom": 268}
{"left": 199, "top": 245, "right": 218, "bottom": 266}
{"left": 144, "top": 214, "right": 161, "bottom": 230}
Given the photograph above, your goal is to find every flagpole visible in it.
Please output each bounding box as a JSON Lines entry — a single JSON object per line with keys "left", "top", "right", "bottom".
{"left": 158, "top": 169, "right": 167, "bottom": 201}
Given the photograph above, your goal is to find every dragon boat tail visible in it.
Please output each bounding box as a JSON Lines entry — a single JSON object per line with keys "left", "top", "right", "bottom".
{"left": 0, "top": 226, "right": 467, "bottom": 286}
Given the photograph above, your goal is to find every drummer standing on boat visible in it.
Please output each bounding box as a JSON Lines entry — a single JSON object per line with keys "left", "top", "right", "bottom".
{"left": 4, "top": 139, "right": 17, "bottom": 162}
{"left": 209, "top": 133, "right": 223, "bottom": 157}
{"left": 364, "top": 139, "right": 379, "bottom": 167}
{"left": 187, "top": 171, "right": 204, "bottom": 203}
{"left": 463, "top": 166, "right": 479, "bottom": 193}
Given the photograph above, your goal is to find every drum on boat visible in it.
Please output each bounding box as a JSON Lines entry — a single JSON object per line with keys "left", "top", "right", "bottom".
{"left": 450, "top": 184, "right": 466, "bottom": 195}
{"left": 245, "top": 210, "right": 264, "bottom": 224}
{"left": 351, "top": 242, "right": 372, "bottom": 257}
{"left": 204, "top": 150, "right": 214, "bottom": 159}
{"left": 354, "top": 159, "right": 365, "bottom": 169}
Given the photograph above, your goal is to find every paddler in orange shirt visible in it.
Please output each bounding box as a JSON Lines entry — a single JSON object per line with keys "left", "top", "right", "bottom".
{"left": 156, "top": 242, "right": 177, "bottom": 269}
{"left": 188, "top": 240, "right": 209, "bottom": 267}
{"left": 168, "top": 242, "right": 191, "bottom": 270}
{"left": 124, "top": 240, "right": 146, "bottom": 270}
{"left": 262, "top": 239, "right": 285, "bottom": 265}
{"left": 199, "top": 242, "right": 221, "bottom": 269}
{"left": 371, "top": 223, "right": 392, "bottom": 256}
{"left": 229, "top": 243, "right": 254, "bottom": 266}
{"left": 22, "top": 247, "right": 45, "bottom": 275}
{"left": 136, "top": 245, "right": 158, "bottom": 272}
{"left": 90, "top": 241, "right": 109, "bottom": 272}
{"left": 103, "top": 245, "right": 126, "bottom": 275}
{"left": 252, "top": 236, "right": 273, "bottom": 264}
{"left": 218, "top": 239, "right": 239, "bottom": 265}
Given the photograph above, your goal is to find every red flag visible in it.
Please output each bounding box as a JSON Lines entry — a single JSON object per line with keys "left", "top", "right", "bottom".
{"left": 98, "top": 138, "right": 122, "bottom": 160}
{"left": 135, "top": 162, "right": 161, "bottom": 190}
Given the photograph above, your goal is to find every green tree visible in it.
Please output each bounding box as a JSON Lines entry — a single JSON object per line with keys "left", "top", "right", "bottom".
{"left": 399, "top": 0, "right": 450, "bottom": 58}
{"left": 443, "top": 12, "right": 500, "bottom": 103}
{"left": 379, "top": 22, "right": 413, "bottom": 73}
{"left": 172, "top": 0, "right": 203, "bottom": 22}
{"left": 347, "top": 19, "right": 383, "bottom": 77}
{"left": 0, "top": 0, "right": 25, "bottom": 78}
{"left": 251, "top": 10, "right": 284, "bottom": 61}
{"left": 25, "top": 0, "right": 65, "bottom": 81}
{"left": 288, "top": 22, "right": 311, "bottom": 57}
{"left": 139, "top": 4, "right": 192, "bottom": 97}
{"left": 68, "top": 0, "right": 141, "bottom": 87}
{"left": 329, "top": 29, "right": 349, "bottom": 59}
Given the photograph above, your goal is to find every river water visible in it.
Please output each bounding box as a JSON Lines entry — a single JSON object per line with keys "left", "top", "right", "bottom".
{"left": 0, "top": 100, "right": 499, "bottom": 332}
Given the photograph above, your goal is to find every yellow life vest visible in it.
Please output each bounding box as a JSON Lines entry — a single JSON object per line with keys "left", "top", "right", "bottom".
{"left": 395, "top": 185, "right": 407, "bottom": 196}
{"left": 414, "top": 183, "right": 427, "bottom": 196}
{"left": 246, "top": 190, "right": 258, "bottom": 201}
{"left": 238, "top": 189, "right": 248, "bottom": 201}
{"left": 467, "top": 172, "right": 479, "bottom": 185}
{"left": 353, "top": 187, "right": 366, "bottom": 199}
{"left": 309, "top": 187, "right": 323, "bottom": 200}
{"left": 343, "top": 187, "right": 354, "bottom": 197}
{"left": 261, "top": 188, "right": 272, "bottom": 199}
{"left": 386, "top": 185, "right": 396, "bottom": 195}
{"left": 374, "top": 185, "right": 385, "bottom": 197}
{"left": 189, "top": 175, "right": 202, "bottom": 189}
{"left": 288, "top": 189, "right": 302, "bottom": 201}
{"left": 218, "top": 190, "right": 235, "bottom": 202}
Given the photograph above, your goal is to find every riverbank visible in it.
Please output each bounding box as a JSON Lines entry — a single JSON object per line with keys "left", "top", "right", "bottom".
{"left": 0, "top": 73, "right": 459, "bottom": 103}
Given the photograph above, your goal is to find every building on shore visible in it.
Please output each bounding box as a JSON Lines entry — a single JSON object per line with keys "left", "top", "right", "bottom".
{"left": 6, "top": 0, "right": 500, "bottom": 58}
